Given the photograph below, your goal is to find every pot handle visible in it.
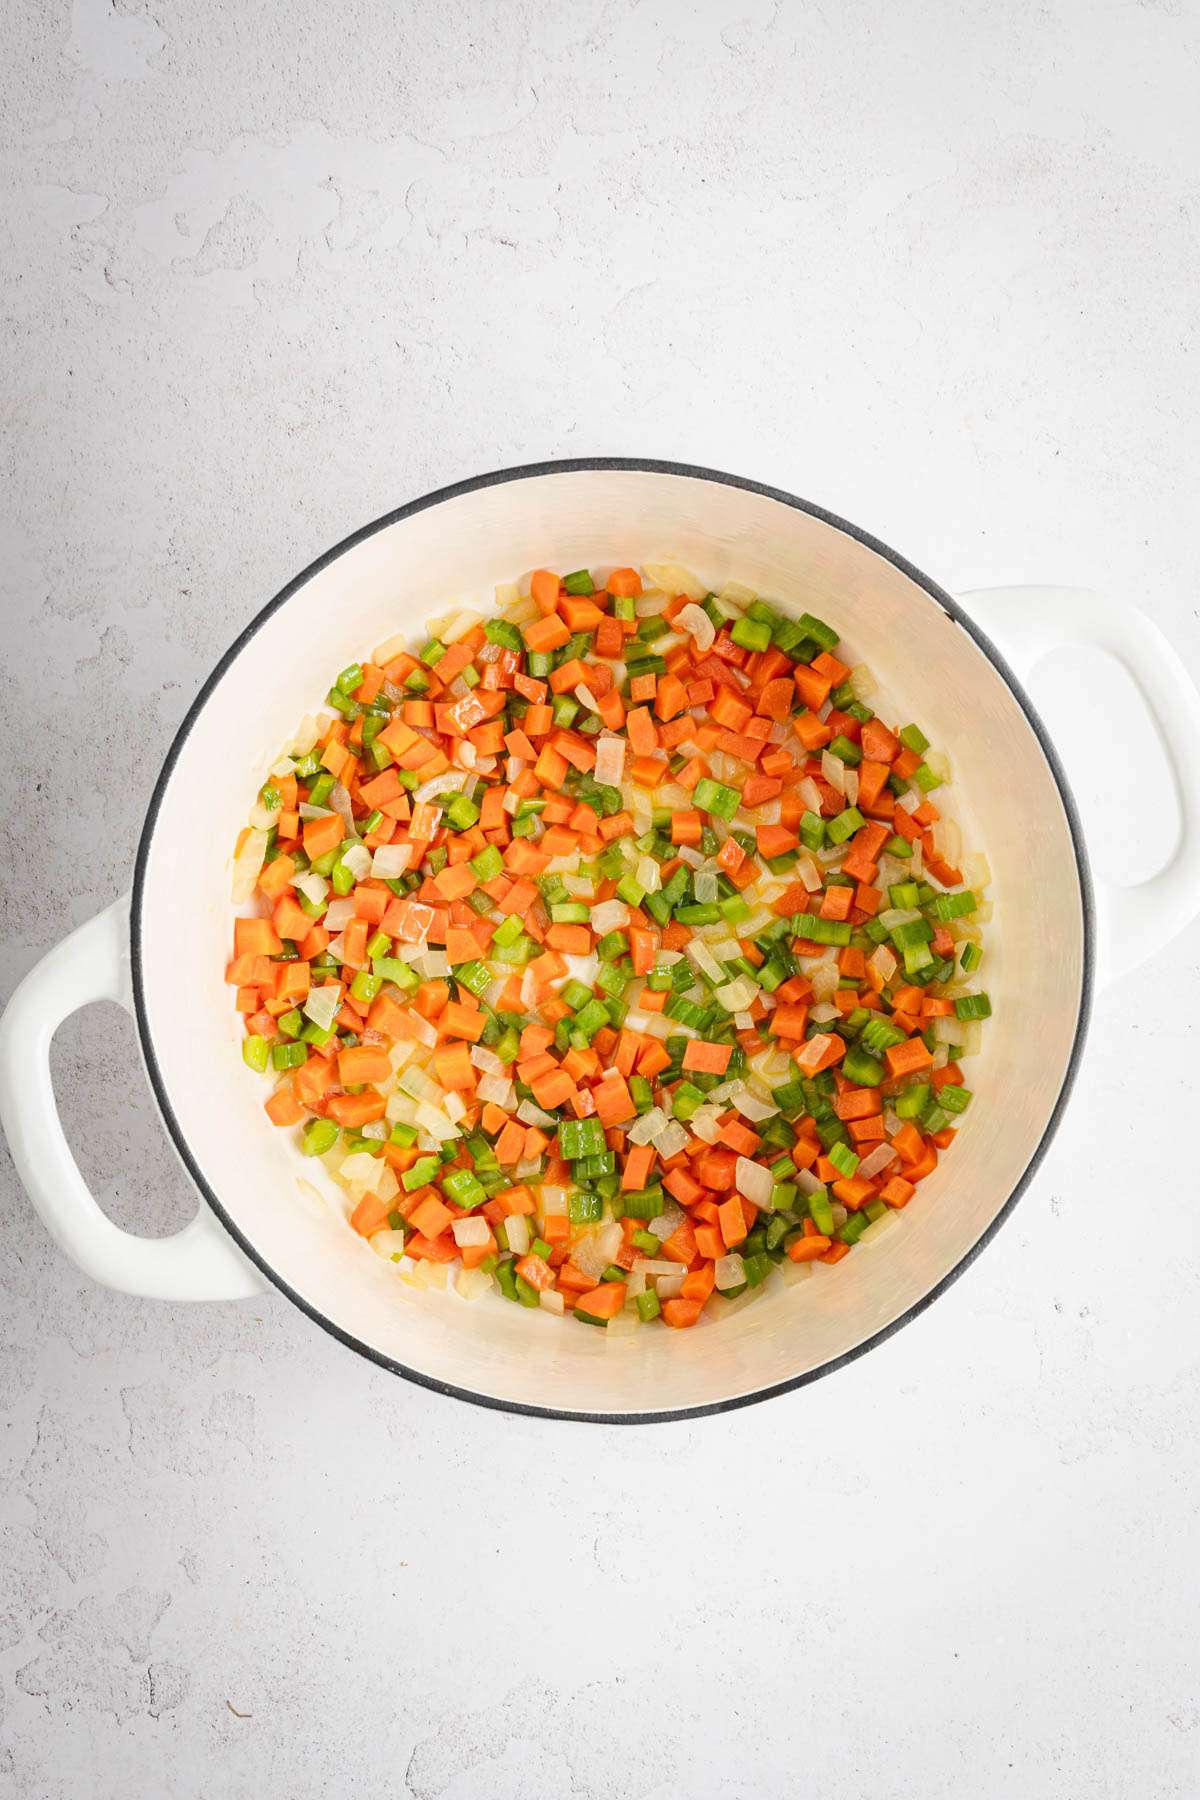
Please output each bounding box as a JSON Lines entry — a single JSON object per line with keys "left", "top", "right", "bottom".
{"left": 957, "top": 586, "right": 1200, "bottom": 985}
{"left": 0, "top": 895, "right": 266, "bottom": 1299}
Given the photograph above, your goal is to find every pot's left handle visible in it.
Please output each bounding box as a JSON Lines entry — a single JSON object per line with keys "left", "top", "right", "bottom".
{"left": 0, "top": 896, "right": 266, "bottom": 1300}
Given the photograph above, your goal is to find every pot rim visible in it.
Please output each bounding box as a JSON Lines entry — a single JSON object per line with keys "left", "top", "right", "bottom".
{"left": 129, "top": 457, "right": 1095, "bottom": 1424}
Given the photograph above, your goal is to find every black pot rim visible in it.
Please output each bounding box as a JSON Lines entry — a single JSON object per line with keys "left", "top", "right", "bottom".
{"left": 130, "top": 457, "right": 1095, "bottom": 1425}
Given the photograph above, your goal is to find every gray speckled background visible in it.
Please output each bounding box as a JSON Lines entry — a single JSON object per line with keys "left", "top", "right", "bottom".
{"left": 3, "top": 2, "right": 1199, "bottom": 1795}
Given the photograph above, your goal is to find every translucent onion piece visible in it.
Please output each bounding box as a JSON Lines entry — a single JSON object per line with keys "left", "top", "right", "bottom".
{"left": 926, "top": 749, "right": 952, "bottom": 784}
{"left": 443, "top": 608, "right": 483, "bottom": 643}
{"left": 843, "top": 767, "right": 859, "bottom": 806}
{"left": 593, "top": 733, "right": 626, "bottom": 788}
{"left": 628, "top": 1107, "right": 667, "bottom": 1146}
{"left": 413, "top": 770, "right": 461, "bottom": 806}
{"left": 575, "top": 684, "right": 600, "bottom": 714}
{"left": 369, "top": 1230, "right": 409, "bottom": 1262}
{"left": 634, "top": 590, "right": 669, "bottom": 618}
{"left": 574, "top": 1222, "right": 623, "bottom": 1280}
{"left": 646, "top": 1200, "right": 684, "bottom": 1244}
{"left": 372, "top": 631, "right": 408, "bottom": 665}
{"left": 798, "top": 776, "right": 823, "bottom": 814}
{"left": 475, "top": 1073, "right": 515, "bottom": 1108}
{"left": 539, "top": 1186, "right": 569, "bottom": 1217}
{"left": 470, "top": 1044, "right": 504, "bottom": 1076}
{"left": 516, "top": 1098, "right": 557, "bottom": 1128}
{"left": 860, "top": 1210, "right": 901, "bottom": 1245}
{"left": 654, "top": 1270, "right": 685, "bottom": 1300}
{"left": 732, "top": 1089, "right": 777, "bottom": 1122}
{"left": 642, "top": 561, "right": 706, "bottom": 601}
{"left": 809, "top": 1001, "right": 840, "bottom": 1024}
{"left": 857, "top": 1142, "right": 898, "bottom": 1180}
{"left": 849, "top": 663, "right": 876, "bottom": 701}
{"left": 810, "top": 960, "right": 840, "bottom": 1001}
{"left": 963, "top": 852, "right": 992, "bottom": 892}
{"left": 635, "top": 855, "right": 661, "bottom": 895}
{"left": 694, "top": 871, "right": 718, "bottom": 905}
{"left": 796, "top": 854, "right": 822, "bottom": 894}
{"left": 294, "top": 869, "right": 329, "bottom": 907}
{"left": 298, "top": 802, "right": 334, "bottom": 821}
{"left": 330, "top": 783, "right": 358, "bottom": 839}
{"left": 690, "top": 1106, "right": 722, "bottom": 1143}
{"left": 606, "top": 1310, "right": 639, "bottom": 1337}
{"left": 283, "top": 714, "right": 321, "bottom": 757}
{"left": 932, "top": 817, "right": 962, "bottom": 868}
{"left": 456, "top": 1267, "right": 493, "bottom": 1302}
{"left": 504, "top": 1214, "right": 531, "bottom": 1256}
{"left": 677, "top": 603, "right": 715, "bottom": 651}
{"left": 302, "top": 984, "right": 341, "bottom": 1030}
{"left": 231, "top": 828, "right": 269, "bottom": 903}
{"left": 867, "top": 944, "right": 898, "bottom": 988}
{"left": 539, "top": 1287, "right": 565, "bottom": 1315}
{"left": 652, "top": 1119, "right": 689, "bottom": 1161}
{"left": 735, "top": 1156, "right": 773, "bottom": 1207}
{"left": 715, "top": 1253, "right": 746, "bottom": 1292}
{"left": 715, "top": 976, "right": 759, "bottom": 1013}
{"left": 821, "top": 750, "right": 847, "bottom": 796}
{"left": 340, "top": 1152, "right": 384, "bottom": 1189}
{"left": 341, "top": 844, "right": 372, "bottom": 883}
{"left": 687, "top": 940, "right": 724, "bottom": 983}
{"left": 590, "top": 899, "right": 629, "bottom": 937}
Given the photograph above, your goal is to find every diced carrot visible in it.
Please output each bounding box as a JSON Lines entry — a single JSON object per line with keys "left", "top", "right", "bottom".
{"left": 575, "top": 1283, "right": 626, "bottom": 1321}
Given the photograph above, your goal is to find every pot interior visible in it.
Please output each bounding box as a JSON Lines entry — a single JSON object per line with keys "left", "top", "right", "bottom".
{"left": 136, "top": 467, "right": 1087, "bottom": 1416}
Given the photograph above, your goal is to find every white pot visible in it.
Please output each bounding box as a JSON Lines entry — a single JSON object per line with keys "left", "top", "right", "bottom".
{"left": 3, "top": 462, "right": 1198, "bottom": 1421}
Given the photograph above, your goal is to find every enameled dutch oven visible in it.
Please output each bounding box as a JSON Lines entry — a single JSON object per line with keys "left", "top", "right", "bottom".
{"left": 3, "top": 461, "right": 1198, "bottom": 1421}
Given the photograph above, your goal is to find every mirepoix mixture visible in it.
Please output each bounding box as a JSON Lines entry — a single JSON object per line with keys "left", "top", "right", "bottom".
{"left": 227, "top": 560, "right": 992, "bottom": 1332}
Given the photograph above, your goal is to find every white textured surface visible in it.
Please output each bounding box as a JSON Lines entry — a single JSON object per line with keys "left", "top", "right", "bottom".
{"left": 2, "top": 2, "right": 1199, "bottom": 1795}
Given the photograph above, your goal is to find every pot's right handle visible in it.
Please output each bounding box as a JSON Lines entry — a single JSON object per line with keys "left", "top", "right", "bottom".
{"left": 0, "top": 895, "right": 266, "bottom": 1299}
{"left": 958, "top": 586, "right": 1200, "bottom": 985}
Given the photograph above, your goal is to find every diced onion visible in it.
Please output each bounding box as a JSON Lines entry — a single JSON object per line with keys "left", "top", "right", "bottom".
{"left": 574, "top": 1222, "right": 623, "bottom": 1280}
{"left": 539, "top": 1187, "right": 569, "bottom": 1216}
{"left": 628, "top": 1107, "right": 667, "bottom": 1146}
{"left": 283, "top": 715, "right": 321, "bottom": 757}
{"left": 369, "top": 1230, "right": 409, "bottom": 1262}
{"left": 715, "top": 1253, "right": 746, "bottom": 1291}
{"left": 677, "top": 604, "right": 715, "bottom": 651}
{"left": 340, "top": 1151, "right": 385, "bottom": 1189}
{"left": 294, "top": 869, "right": 328, "bottom": 907}
{"left": 504, "top": 1215, "right": 531, "bottom": 1256}
{"left": 651, "top": 1119, "right": 689, "bottom": 1161}
{"left": 860, "top": 1210, "right": 901, "bottom": 1245}
{"left": 371, "top": 844, "right": 412, "bottom": 879}
{"left": 476, "top": 1073, "right": 515, "bottom": 1108}
{"left": 867, "top": 945, "right": 898, "bottom": 988}
{"left": 591, "top": 899, "right": 629, "bottom": 936}
{"left": 456, "top": 1267, "right": 493, "bottom": 1302}
{"left": 635, "top": 855, "right": 661, "bottom": 895}
{"left": 796, "top": 854, "right": 822, "bottom": 894}
{"left": 231, "top": 828, "right": 269, "bottom": 903}
{"left": 735, "top": 1156, "right": 773, "bottom": 1207}
{"left": 413, "top": 770, "right": 461, "bottom": 806}
{"left": 539, "top": 1288, "right": 565, "bottom": 1315}
{"left": 340, "top": 843, "right": 372, "bottom": 883}
{"left": 594, "top": 734, "right": 626, "bottom": 787}
{"left": 646, "top": 1201, "right": 685, "bottom": 1243}
{"left": 715, "top": 976, "right": 759, "bottom": 1013}
{"left": 821, "top": 750, "right": 847, "bottom": 796}
{"left": 323, "top": 897, "right": 357, "bottom": 932}
{"left": 302, "top": 984, "right": 341, "bottom": 1030}
{"left": 642, "top": 561, "right": 706, "bottom": 601}
{"left": 856, "top": 1142, "right": 898, "bottom": 1180}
